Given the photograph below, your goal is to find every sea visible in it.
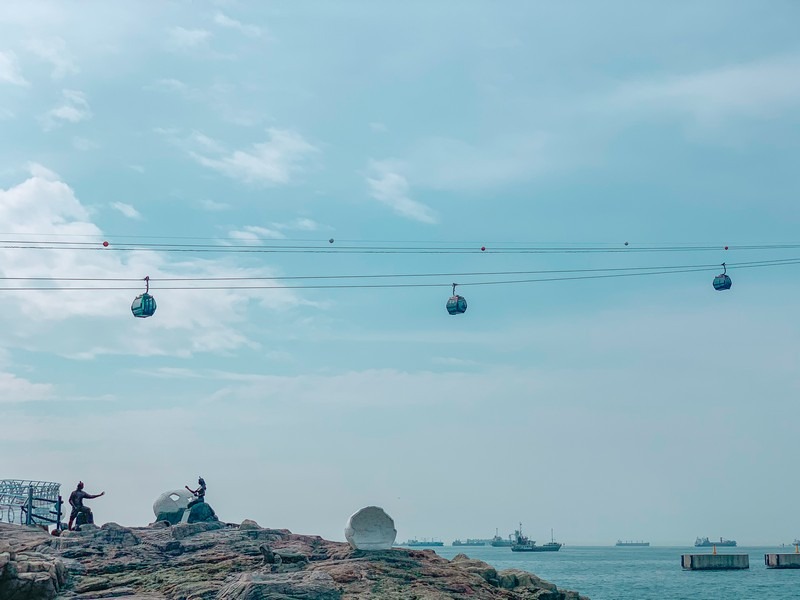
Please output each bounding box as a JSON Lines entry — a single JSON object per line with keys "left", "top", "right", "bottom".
{"left": 428, "top": 545, "right": 800, "bottom": 600}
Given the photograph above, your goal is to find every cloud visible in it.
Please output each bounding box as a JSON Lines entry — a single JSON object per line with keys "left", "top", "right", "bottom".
{"left": 72, "top": 136, "right": 98, "bottom": 151}
{"left": 24, "top": 37, "right": 78, "bottom": 79}
{"left": 150, "top": 78, "right": 188, "bottom": 92}
{"left": 269, "top": 218, "right": 322, "bottom": 232}
{"left": 0, "top": 107, "right": 14, "bottom": 120}
{"left": 213, "top": 12, "right": 262, "bottom": 37}
{"left": 41, "top": 89, "right": 92, "bottom": 130}
{"left": 606, "top": 54, "right": 800, "bottom": 125}
{"left": 166, "top": 26, "right": 211, "bottom": 51}
{"left": 405, "top": 135, "right": 549, "bottom": 191}
{"left": 111, "top": 201, "right": 142, "bottom": 220}
{"left": 369, "top": 122, "right": 388, "bottom": 133}
{"left": 0, "top": 371, "right": 54, "bottom": 403}
{"left": 0, "top": 166, "right": 309, "bottom": 358}
{"left": 199, "top": 199, "right": 229, "bottom": 211}
{"left": 0, "top": 50, "right": 28, "bottom": 85}
{"left": 228, "top": 225, "right": 285, "bottom": 241}
{"left": 365, "top": 161, "right": 437, "bottom": 224}
{"left": 189, "top": 128, "right": 318, "bottom": 185}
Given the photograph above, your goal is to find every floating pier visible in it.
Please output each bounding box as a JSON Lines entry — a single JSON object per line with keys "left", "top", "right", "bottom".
{"left": 681, "top": 553, "right": 749, "bottom": 570}
{"left": 765, "top": 553, "right": 800, "bottom": 569}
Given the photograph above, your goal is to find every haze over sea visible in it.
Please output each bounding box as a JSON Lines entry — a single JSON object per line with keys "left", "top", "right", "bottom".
{"left": 3, "top": 4, "right": 800, "bottom": 594}
{"left": 432, "top": 545, "right": 800, "bottom": 600}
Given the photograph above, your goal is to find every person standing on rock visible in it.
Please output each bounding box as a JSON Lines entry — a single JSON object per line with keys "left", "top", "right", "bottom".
{"left": 185, "top": 476, "right": 206, "bottom": 508}
{"left": 68, "top": 481, "right": 105, "bottom": 531}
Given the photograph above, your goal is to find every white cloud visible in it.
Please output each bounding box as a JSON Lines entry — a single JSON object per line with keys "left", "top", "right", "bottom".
{"left": 190, "top": 128, "right": 318, "bottom": 185}
{"left": 166, "top": 26, "right": 211, "bottom": 51}
{"left": 72, "top": 136, "right": 98, "bottom": 151}
{"left": 199, "top": 199, "right": 229, "bottom": 211}
{"left": 0, "top": 371, "right": 54, "bottom": 403}
{"left": 24, "top": 37, "right": 78, "bottom": 79}
{"left": 213, "top": 12, "right": 262, "bottom": 37}
{"left": 111, "top": 201, "right": 142, "bottom": 220}
{"left": 369, "top": 122, "right": 388, "bottom": 133}
{"left": 405, "top": 135, "right": 548, "bottom": 190}
{"left": 0, "top": 50, "right": 28, "bottom": 85}
{"left": 129, "top": 164, "right": 145, "bottom": 173}
{"left": 0, "top": 107, "right": 14, "bottom": 120}
{"left": 265, "top": 217, "right": 323, "bottom": 232}
{"left": 229, "top": 225, "right": 285, "bottom": 241}
{"left": 366, "top": 160, "right": 437, "bottom": 224}
{"left": 41, "top": 89, "right": 92, "bottom": 130}
{"left": 0, "top": 166, "right": 308, "bottom": 358}
{"left": 607, "top": 54, "right": 800, "bottom": 124}
{"left": 150, "top": 77, "right": 188, "bottom": 92}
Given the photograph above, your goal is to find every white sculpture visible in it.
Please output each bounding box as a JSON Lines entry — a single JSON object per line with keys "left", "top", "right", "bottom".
{"left": 152, "top": 489, "right": 193, "bottom": 518}
{"left": 345, "top": 506, "right": 397, "bottom": 550}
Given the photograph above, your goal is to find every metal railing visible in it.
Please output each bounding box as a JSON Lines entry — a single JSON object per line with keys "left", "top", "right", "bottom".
{"left": 0, "top": 479, "right": 63, "bottom": 529}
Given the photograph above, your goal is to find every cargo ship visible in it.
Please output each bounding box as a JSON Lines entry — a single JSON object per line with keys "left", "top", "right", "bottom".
{"left": 452, "top": 539, "right": 487, "bottom": 547}
{"left": 403, "top": 539, "right": 444, "bottom": 547}
{"left": 616, "top": 540, "right": 650, "bottom": 547}
{"left": 490, "top": 528, "right": 513, "bottom": 547}
{"left": 511, "top": 524, "right": 562, "bottom": 552}
{"left": 695, "top": 537, "right": 736, "bottom": 547}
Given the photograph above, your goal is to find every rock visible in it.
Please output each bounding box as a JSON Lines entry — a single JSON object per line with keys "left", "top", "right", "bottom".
{"left": 0, "top": 534, "right": 65, "bottom": 600}
{"left": 97, "top": 522, "right": 140, "bottom": 546}
{"left": 344, "top": 506, "right": 396, "bottom": 550}
{"left": 0, "top": 521, "right": 588, "bottom": 600}
{"left": 240, "top": 519, "right": 261, "bottom": 530}
{"left": 218, "top": 571, "right": 342, "bottom": 600}
{"left": 187, "top": 501, "right": 218, "bottom": 524}
{"left": 171, "top": 520, "right": 225, "bottom": 540}
{"left": 451, "top": 553, "right": 499, "bottom": 586}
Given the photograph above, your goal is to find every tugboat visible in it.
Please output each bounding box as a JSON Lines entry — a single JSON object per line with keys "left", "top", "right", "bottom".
{"left": 695, "top": 537, "right": 736, "bottom": 547}
{"left": 511, "top": 524, "right": 562, "bottom": 552}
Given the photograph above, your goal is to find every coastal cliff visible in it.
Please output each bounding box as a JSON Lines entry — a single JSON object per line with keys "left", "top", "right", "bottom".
{"left": 0, "top": 521, "right": 588, "bottom": 600}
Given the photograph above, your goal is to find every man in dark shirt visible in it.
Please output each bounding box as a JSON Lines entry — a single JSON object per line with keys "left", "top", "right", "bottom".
{"left": 68, "top": 481, "right": 105, "bottom": 530}
{"left": 185, "top": 477, "right": 206, "bottom": 509}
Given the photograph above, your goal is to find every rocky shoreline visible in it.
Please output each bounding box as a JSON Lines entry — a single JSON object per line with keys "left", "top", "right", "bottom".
{"left": 1, "top": 520, "right": 589, "bottom": 599}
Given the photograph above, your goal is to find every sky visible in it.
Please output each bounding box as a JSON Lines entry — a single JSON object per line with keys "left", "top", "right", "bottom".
{"left": 1, "top": 0, "right": 800, "bottom": 546}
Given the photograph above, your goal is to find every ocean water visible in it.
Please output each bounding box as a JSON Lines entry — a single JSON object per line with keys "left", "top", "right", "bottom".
{"left": 429, "top": 545, "right": 800, "bottom": 599}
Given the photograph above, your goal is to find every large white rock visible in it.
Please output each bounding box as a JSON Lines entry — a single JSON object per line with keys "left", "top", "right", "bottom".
{"left": 344, "top": 506, "right": 396, "bottom": 550}
{"left": 152, "top": 489, "right": 193, "bottom": 518}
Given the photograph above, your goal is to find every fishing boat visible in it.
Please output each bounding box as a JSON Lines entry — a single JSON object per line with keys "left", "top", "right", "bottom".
{"left": 695, "top": 537, "right": 736, "bottom": 547}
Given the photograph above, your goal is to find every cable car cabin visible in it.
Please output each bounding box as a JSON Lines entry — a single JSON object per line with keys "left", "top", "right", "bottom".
{"left": 712, "top": 274, "right": 732, "bottom": 291}
{"left": 131, "top": 293, "right": 157, "bottom": 318}
{"left": 446, "top": 295, "right": 467, "bottom": 315}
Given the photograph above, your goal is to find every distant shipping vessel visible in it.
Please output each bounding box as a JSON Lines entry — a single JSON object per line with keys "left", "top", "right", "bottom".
{"left": 695, "top": 537, "right": 736, "bottom": 547}
{"left": 616, "top": 540, "right": 650, "bottom": 547}
{"left": 452, "top": 539, "right": 486, "bottom": 547}
{"left": 491, "top": 528, "right": 513, "bottom": 547}
{"left": 403, "top": 539, "right": 444, "bottom": 547}
{"left": 511, "top": 525, "right": 562, "bottom": 553}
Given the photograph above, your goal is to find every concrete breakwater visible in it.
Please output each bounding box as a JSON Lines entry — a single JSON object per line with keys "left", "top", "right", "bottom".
{"left": 681, "top": 553, "right": 750, "bottom": 570}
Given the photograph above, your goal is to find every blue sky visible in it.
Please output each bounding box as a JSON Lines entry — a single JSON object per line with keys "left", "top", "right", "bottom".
{"left": 1, "top": 1, "right": 800, "bottom": 545}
